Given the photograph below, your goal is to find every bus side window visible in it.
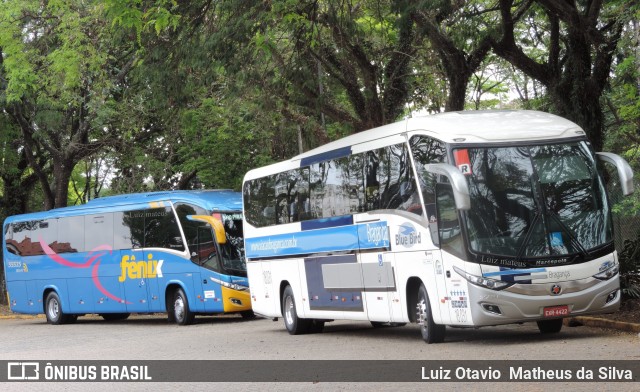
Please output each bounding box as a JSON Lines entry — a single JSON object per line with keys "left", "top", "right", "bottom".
{"left": 378, "top": 144, "right": 421, "bottom": 214}
{"left": 436, "top": 183, "right": 465, "bottom": 258}
{"left": 148, "top": 207, "right": 184, "bottom": 250}
{"left": 85, "top": 213, "right": 114, "bottom": 251}
{"left": 198, "top": 225, "right": 221, "bottom": 272}
{"left": 58, "top": 216, "right": 85, "bottom": 253}
{"left": 114, "top": 211, "right": 136, "bottom": 249}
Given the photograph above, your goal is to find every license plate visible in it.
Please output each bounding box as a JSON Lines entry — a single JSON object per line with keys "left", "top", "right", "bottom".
{"left": 543, "top": 305, "right": 569, "bottom": 318}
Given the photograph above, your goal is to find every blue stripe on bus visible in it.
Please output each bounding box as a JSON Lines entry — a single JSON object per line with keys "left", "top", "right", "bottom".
{"left": 245, "top": 221, "right": 389, "bottom": 259}
{"left": 299, "top": 146, "right": 352, "bottom": 167}
{"left": 301, "top": 215, "right": 354, "bottom": 231}
{"left": 482, "top": 268, "right": 547, "bottom": 277}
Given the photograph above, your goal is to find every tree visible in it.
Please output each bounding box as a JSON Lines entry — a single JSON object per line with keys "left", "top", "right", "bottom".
{"left": 491, "top": 0, "right": 630, "bottom": 151}
{"left": 411, "top": 1, "right": 493, "bottom": 111}
{"left": 0, "top": 0, "right": 137, "bottom": 209}
{"left": 213, "top": 1, "right": 424, "bottom": 135}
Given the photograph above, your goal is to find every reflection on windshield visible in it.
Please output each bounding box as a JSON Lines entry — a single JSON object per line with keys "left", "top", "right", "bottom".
{"left": 460, "top": 142, "right": 611, "bottom": 260}
{"left": 214, "top": 212, "right": 246, "bottom": 275}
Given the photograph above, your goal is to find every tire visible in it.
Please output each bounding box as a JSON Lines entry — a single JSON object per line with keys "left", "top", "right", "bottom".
{"left": 537, "top": 318, "right": 563, "bottom": 334}
{"left": 171, "top": 288, "right": 195, "bottom": 325}
{"left": 282, "top": 285, "right": 311, "bottom": 334}
{"left": 101, "top": 313, "right": 130, "bottom": 321}
{"left": 416, "top": 284, "right": 446, "bottom": 343}
{"left": 45, "top": 292, "right": 72, "bottom": 325}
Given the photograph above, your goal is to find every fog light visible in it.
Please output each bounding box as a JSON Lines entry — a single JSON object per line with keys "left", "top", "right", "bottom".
{"left": 230, "top": 298, "right": 243, "bottom": 306}
{"left": 482, "top": 303, "right": 502, "bottom": 315}
{"left": 605, "top": 290, "right": 618, "bottom": 304}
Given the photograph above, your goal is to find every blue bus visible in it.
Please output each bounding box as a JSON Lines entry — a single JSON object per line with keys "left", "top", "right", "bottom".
{"left": 2, "top": 190, "right": 251, "bottom": 325}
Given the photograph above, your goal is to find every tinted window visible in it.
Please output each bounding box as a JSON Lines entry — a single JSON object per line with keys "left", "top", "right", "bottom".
{"left": 116, "top": 207, "right": 184, "bottom": 251}
{"left": 244, "top": 175, "right": 276, "bottom": 227}
{"left": 84, "top": 213, "right": 114, "bottom": 251}
{"left": 58, "top": 216, "right": 85, "bottom": 253}
{"left": 10, "top": 219, "right": 59, "bottom": 256}
{"left": 8, "top": 220, "right": 44, "bottom": 256}
{"left": 276, "top": 168, "right": 309, "bottom": 224}
{"left": 437, "top": 184, "right": 465, "bottom": 258}
{"left": 379, "top": 144, "right": 421, "bottom": 214}
{"left": 114, "top": 211, "right": 135, "bottom": 249}
{"left": 175, "top": 203, "right": 209, "bottom": 261}
{"left": 244, "top": 142, "right": 423, "bottom": 227}
{"left": 142, "top": 207, "right": 184, "bottom": 250}
{"left": 410, "top": 135, "right": 448, "bottom": 243}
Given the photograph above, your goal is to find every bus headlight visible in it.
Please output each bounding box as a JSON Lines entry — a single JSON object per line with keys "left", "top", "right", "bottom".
{"left": 593, "top": 262, "right": 619, "bottom": 280}
{"left": 453, "top": 266, "right": 513, "bottom": 291}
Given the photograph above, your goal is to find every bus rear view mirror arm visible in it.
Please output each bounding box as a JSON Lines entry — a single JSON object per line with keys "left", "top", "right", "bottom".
{"left": 596, "top": 152, "right": 634, "bottom": 196}
{"left": 425, "top": 163, "right": 471, "bottom": 210}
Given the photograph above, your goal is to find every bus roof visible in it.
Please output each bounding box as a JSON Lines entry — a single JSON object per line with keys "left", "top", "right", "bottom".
{"left": 298, "top": 110, "right": 583, "bottom": 160}
{"left": 244, "top": 110, "right": 585, "bottom": 180}
{"left": 3, "top": 190, "right": 242, "bottom": 225}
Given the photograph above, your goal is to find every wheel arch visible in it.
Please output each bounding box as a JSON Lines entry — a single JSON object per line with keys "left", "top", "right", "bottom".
{"left": 278, "top": 280, "right": 291, "bottom": 317}
{"left": 164, "top": 281, "right": 191, "bottom": 312}
{"left": 405, "top": 277, "right": 423, "bottom": 323}
{"left": 42, "top": 285, "right": 65, "bottom": 315}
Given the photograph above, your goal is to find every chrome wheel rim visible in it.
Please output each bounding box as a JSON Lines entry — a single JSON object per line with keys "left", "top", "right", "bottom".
{"left": 48, "top": 297, "right": 59, "bottom": 321}
{"left": 174, "top": 296, "right": 185, "bottom": 321}
{"left": 284, "top": 296, "right": 294, "bottom": 326}
{"left": 416, "top": 298, "right": 427, "bottom": 327}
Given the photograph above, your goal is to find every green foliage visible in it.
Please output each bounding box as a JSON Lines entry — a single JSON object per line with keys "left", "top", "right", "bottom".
{"left": 619, "top": 236, "right": 640, "bottom": 299}
{"left": 0, "top": 0, "right": 637, "bottom": 217}
{"left": 105, "top": 0, "right": 180, "bottom": 41}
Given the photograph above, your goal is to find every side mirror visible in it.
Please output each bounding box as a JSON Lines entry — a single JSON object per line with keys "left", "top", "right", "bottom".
{"left": 187, "top": 215, "right": 227, "bottom": 245}
{"left": 596, "top": 152, "right": 634, "bottom": 196}
{"left": 425, "top": 163, "right": 471, "bottom": 210}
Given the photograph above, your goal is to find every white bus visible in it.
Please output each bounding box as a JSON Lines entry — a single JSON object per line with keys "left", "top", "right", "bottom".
{"left": 242, "top": 110, "right": 634, "bottom": 343}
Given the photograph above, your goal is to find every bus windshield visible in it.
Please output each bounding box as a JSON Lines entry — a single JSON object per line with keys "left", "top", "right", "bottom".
{"left": 215, "top": 212, "right": 246, "bottom": 276}
{"left": 456, "top": 141, "right": 612, "bottom": 260}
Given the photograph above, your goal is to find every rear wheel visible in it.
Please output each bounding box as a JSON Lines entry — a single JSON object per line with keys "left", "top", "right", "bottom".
{"left": 416, "top": 284, "right": 446, "bottom": 343}
{"left": 45, "top": 292, "right": 72, "bottom": 325}
{"left": 537, "top": 319, "right": 563, "bottom": 334}
{"left": 282, "top": 285, "right": 311, "bottom": 334}
{"left": 171, "top": 288, "right": 195, "bottom": 325}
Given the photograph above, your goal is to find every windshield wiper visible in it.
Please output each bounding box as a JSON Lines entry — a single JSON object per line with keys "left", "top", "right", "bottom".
{"left": 515, "top": 210, "right": 541, "bottom": 261}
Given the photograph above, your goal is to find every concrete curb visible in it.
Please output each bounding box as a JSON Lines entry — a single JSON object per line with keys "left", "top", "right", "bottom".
{"left": 565, "top": 316, "right": 640, "bottom": 333}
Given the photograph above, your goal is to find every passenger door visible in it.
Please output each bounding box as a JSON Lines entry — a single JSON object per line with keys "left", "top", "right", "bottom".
{"left": 435, "top": 183, "right": 468, "bottom": 325}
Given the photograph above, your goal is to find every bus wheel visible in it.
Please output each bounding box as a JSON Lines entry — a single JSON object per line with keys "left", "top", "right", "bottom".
{"left": 45, "top": 292, "right": 70, "bottom": 325}
{"left": 172, "top": 288, "right": 195, "bottom": 325}
{"left": 537, "top": 319, "right": 563, "bottom": 334}
{"left": 282, "top": 285, "right": 310, "bottom": 334}
{"left": 101, "top": 313, "right": 130, "bottom": 321}
{"left": 416, "top": 284, "right": 446, "bottom": 343}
